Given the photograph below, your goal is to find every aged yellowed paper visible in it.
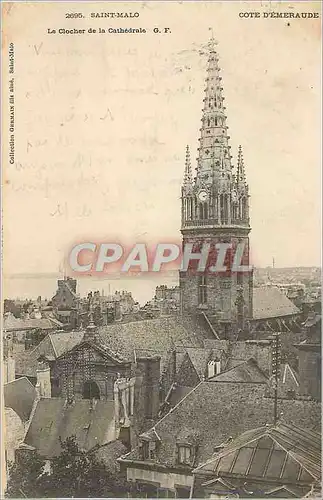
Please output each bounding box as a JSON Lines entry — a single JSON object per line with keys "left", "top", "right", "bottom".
{"left": 1, "top": 1, "right": 321, "bottom": 498}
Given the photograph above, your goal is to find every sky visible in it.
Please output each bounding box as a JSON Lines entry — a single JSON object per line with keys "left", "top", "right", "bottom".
{"left": 2, "top": 1, "right": 321, "bottom": 300}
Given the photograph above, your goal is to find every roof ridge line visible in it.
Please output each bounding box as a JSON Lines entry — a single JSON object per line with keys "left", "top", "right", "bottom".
{"left": 49, "top": 333, "right": 58, "bottom": 358}
{"left": 194, "top": 426, "right": 269, "bottom": 471}
{"left": 143, "top": 381, "right": 204, "bottom": 433}
{"left": 28, "top": 333, "right": 52, "bottom": 358}
{"left": 270, "top": 434, "right": 319, "bottom": 477}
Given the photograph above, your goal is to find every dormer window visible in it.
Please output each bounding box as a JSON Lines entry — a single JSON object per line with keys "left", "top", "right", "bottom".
{"left": 141, "top": 439, "right": 156, "bottom": 460}
{"left": 178, "top": 445, "right": 191, "bottom": 465}
{"left": 176, "top": 430, "right": 198, "bottom": 467}
{"left": 207, "top": 360, "right": 221, "bottom": 378}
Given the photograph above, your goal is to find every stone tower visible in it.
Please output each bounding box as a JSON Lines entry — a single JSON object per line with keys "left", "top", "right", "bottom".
{"left": 180, "top": 39, "right": 253, "bottom": 335}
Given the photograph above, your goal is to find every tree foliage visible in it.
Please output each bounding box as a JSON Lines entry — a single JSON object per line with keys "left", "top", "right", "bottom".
{"left": 5, "top": 450, "right": 46, "bottom": 498}
{"left": 6, "top": 437, "right": 131, "bottom": 498}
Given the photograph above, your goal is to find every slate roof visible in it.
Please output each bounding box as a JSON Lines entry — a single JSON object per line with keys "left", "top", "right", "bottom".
{"left": 277, "top": 363, "right": 300, "bottom": 397}
{"left": 203, "top": 339, "right": 272, "bottom": 374}
{"left": 167, "top": 385, "right": 193, "bottom": 408}
{"left": 4, "top": 377, "right": 37, "bottom": 421}
{"left": 50, "top": 330, "right": 84, "bottom": 357}
{"left": 193, "top": 423, "right": 321, "bottom": 483}
{"left": 97, "top": 317, "right": 209, "bottom": 372}
{"left": 185, "top": 348, "right": 223, "bottom": 380}
{"left": 15, "top": 331, "right": 84, "bottom": 377}
{"left": 209, "top": 359, "right": 268, "bottom": 384}
{"left": 121, "top": 382, "right": 320, "bottom": 469}
{"left": 24, "top": 398, "right": 115, "bottom": 458}
{"left": 16, "top": 317, "right": 211, "bottom": 378}
{"left": 253, "top": 287, "right": 300, "bottom": 320}
{"left": 4, "top": 315, "right": 62, "bottom": 332}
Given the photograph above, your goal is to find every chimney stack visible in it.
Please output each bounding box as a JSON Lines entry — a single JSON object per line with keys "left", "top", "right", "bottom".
{"left": 36, "top": 361, "right": 51, "bottom": 398}
{"left": 136, "top": 356, "right": 161, "bottom": 421}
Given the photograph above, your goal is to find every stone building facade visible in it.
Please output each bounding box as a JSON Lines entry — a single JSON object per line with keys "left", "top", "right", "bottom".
{"left": 50, "top": 339, "right": 131, "bottom": 401}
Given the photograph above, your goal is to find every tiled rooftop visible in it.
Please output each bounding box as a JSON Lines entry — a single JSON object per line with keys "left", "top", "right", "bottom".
{"left": 122, "top": 382, "right": 320, "bottom": 469}
{"left": 4, "top": 377, "right": 37, "bottom": 421}
{"left": 24, "top": 398, "right": 115, "bottom": 458}
{"left": 253, "top": 287, "right": 300, "bottom": 320}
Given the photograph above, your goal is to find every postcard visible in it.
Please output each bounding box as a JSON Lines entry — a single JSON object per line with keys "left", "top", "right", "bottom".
{"left": 1, "top": 1, "right": 321, "bottom": 498}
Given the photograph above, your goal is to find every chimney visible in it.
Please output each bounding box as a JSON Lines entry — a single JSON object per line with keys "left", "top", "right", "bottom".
{"left": 295, "top": 342, "right": 321, "bottom": 400}
{"left": 4, "top": 334, "right": 15, "bottom": 383}
{"left": 136, "top": 356, "right": 161, "bottom": 421}
{"left": 36, "top": 361, "right": 51, "bottom": 398}
{"left": 83, "top": 309, "right": 97, "bottom": 342}
{"left": 4, "top": 356, "right": 15, "bottom": 384}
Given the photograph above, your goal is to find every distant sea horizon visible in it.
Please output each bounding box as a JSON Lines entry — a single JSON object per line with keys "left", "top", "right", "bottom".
{"left": 3, "top": 272, "right": 181, "bottom": 306}
{"left": 3, "top": 266, "right": 321, "bottom": 306}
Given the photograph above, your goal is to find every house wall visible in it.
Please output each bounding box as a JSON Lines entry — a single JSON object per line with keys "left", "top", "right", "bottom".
{"left": 36, "top": 365, "right": 52, "bottom": 398}
{"left": 4, "top": 408, "right": 25, "bottom": 490}
{"left": 297, "top": 346, "right": 321, "bottom": 401}
{"left": 4, "top": 408, "right": 25, "bottom": 463}
{"left": 230, "top": 341, "right": 272, "bottom": 376}
{"left": 127, "top": 466, "right": 192, "bottom": 491}
{"left": 4, "top": 356, "right": 15, "bottom": 384}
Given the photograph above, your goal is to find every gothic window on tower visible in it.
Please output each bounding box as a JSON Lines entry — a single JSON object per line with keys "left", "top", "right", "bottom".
{"left": 220, "top": 194, "right": 225, "bottom": 222}
{"left": 219, "top": 194, "right": 228, "bottom": 223}
{"left": 199, "top": 202, "right": 208, "bottom": 220}
{"left": 198, "top": 275, "right": 207, "bottom": 305}
{"left": 242, "top": 197, "right": 247, "bottom": 220}
{"left": 187, "top": 198, "right": 193, "bottom": 220}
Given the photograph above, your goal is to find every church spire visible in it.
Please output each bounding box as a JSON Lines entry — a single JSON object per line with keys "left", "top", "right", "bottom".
{"left": 181, "top": 35, "right": 250, "bottom": 230}
{"left": 196, "top": 37, "right": 232, "bottom": 186}
{"left": 183, "top": 145, "right": 193, "bottom": 191}
{"left": 237, "top": 145, "right": 246, "bottom": 186}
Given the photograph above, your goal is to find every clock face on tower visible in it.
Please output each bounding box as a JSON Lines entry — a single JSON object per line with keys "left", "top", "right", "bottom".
{"left": 198, "top": 190, "right": 208, "bottom": 202}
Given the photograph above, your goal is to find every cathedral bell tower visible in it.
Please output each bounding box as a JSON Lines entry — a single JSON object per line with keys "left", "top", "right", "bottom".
{"left": 180, "top": 38, "right": 253, "bottom": 334}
